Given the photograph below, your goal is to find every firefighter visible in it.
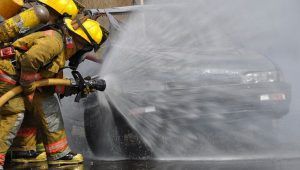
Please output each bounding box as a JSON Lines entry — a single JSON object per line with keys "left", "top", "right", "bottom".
{"left": 22, "top": 0, "right": 79, "bottom": 20}
{"left": 0, "top": 0, "right": 79, "bottom": 45}
{"left": 0, "top": 0, "right": 80, "bottom": 164}
{"left": 35, "top": 0, "right": 79, "bottom": 20}
{"left": 0, "top": 17, "right": 103, "bottom": 169}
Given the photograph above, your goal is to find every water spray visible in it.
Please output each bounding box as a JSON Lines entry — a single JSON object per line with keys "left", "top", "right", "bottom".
{"left": 83, "top": 0, "right": 300, "bottom": 159}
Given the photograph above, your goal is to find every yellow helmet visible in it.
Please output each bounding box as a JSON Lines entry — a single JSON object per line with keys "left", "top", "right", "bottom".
{"left": 38, "top": 0, "right": 78, "bottom": 19}
{"left": 64, "top": 18, "right": 103, "bottom": 50}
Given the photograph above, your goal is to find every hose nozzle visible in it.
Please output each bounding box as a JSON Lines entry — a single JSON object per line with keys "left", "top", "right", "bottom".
{"left": 71, "top": 71, "right": 106, "bottom": 102}
{"left": 86, "top": 78, "right": 106, "bottom": 91}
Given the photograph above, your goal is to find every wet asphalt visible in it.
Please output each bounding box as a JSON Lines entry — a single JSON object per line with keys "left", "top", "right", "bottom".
{"left": 4, "top": 158, "right": 300, "bottom": 170}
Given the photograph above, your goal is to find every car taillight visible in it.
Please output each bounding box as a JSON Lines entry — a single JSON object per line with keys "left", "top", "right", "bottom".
{"left": 260, "top": 93, "right": 286, "bottom": 101}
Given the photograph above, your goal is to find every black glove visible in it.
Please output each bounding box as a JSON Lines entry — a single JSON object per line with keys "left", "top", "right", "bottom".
{"left": 59, "top": 86, "right": 79, "bottom": 99}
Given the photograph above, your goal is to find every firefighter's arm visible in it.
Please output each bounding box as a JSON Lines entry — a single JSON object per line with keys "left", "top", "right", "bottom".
{"left": 18, "top": 31, "right": 64, "bottom": 95}
{"left": 19, "top": 31, "right": 63, "bottom": 73}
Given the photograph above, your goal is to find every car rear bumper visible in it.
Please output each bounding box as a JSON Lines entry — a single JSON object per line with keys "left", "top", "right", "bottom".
{"left": 126, "top": 82, "right": 291, "bottom": 120}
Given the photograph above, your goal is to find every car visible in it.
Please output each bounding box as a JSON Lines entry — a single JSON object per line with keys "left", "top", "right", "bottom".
{"left": 83, "top": 3, "right": 291, "bottom": 157}
{"left": 84, "top": 48, "right": 291, "bottom": 158}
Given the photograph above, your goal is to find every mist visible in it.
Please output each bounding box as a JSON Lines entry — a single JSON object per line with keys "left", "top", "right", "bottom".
{"left": 63, "top": 0, "right": 300, "bottom": 160}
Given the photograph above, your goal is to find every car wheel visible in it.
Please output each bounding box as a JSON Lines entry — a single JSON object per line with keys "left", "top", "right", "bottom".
{"left": 84, "top": 93, "right": 152, "bottom": 158}
{"left": 84, "top": 93, "right": 124, "bottom": 157}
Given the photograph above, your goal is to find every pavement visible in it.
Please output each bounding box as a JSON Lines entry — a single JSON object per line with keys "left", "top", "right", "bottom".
{"left": 4, "top": 158, "right": 300, "bottom": 170}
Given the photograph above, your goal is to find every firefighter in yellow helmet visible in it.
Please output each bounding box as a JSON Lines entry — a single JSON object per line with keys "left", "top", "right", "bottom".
{"left": 0, "top": 0, "right": 81, "bottom": 164}
{"left": 0, "top": 0, "right": 80, "bottom": 45}
{"left": 0, "top": 0, "right": 79, "bottom": 31}
{"left": 37, "top": 0, "right": 79, "bottom": 19}
{"left": 0, "top": 18, "right": 104, "bottom": 168}
{"left": 0, "top": 0, "right": 79, "bottom": 20}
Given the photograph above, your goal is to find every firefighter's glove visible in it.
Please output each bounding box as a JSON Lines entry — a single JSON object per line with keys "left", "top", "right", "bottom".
{"left": 20, "top": 72, "right": 42, "bottom": 95}
{"left": 59, "top": 84, "right": 93, "bottom": 99}
{"left": 83, "top": 76, "right": 95, "bottom": 95}
{"left": 21, "top": 82, "right": 37, "bottom": 96}
{"left": 61, "top": 86, "right": 79, "bottom": 98}
{"left": 83, "top": 85, "right": 94, "bottom": 95}
{"left": 19, "top": 81, "right": 36, "bottom": 102}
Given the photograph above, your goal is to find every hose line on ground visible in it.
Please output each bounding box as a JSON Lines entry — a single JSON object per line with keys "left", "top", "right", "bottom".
{"left": 0, "top": 78, "right": 72, "bottom": 107}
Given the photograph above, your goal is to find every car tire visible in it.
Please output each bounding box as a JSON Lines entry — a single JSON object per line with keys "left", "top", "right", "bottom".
{"left": 84, "top": 93, "right": 124, "bottom": 158}
{"left": 84, "top": 93, "right": 152, "bottom": 158}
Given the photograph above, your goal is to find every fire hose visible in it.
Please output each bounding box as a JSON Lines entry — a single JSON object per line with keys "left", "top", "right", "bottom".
{"left": 0, "top": 71, "right": 106, "bottom": 107}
